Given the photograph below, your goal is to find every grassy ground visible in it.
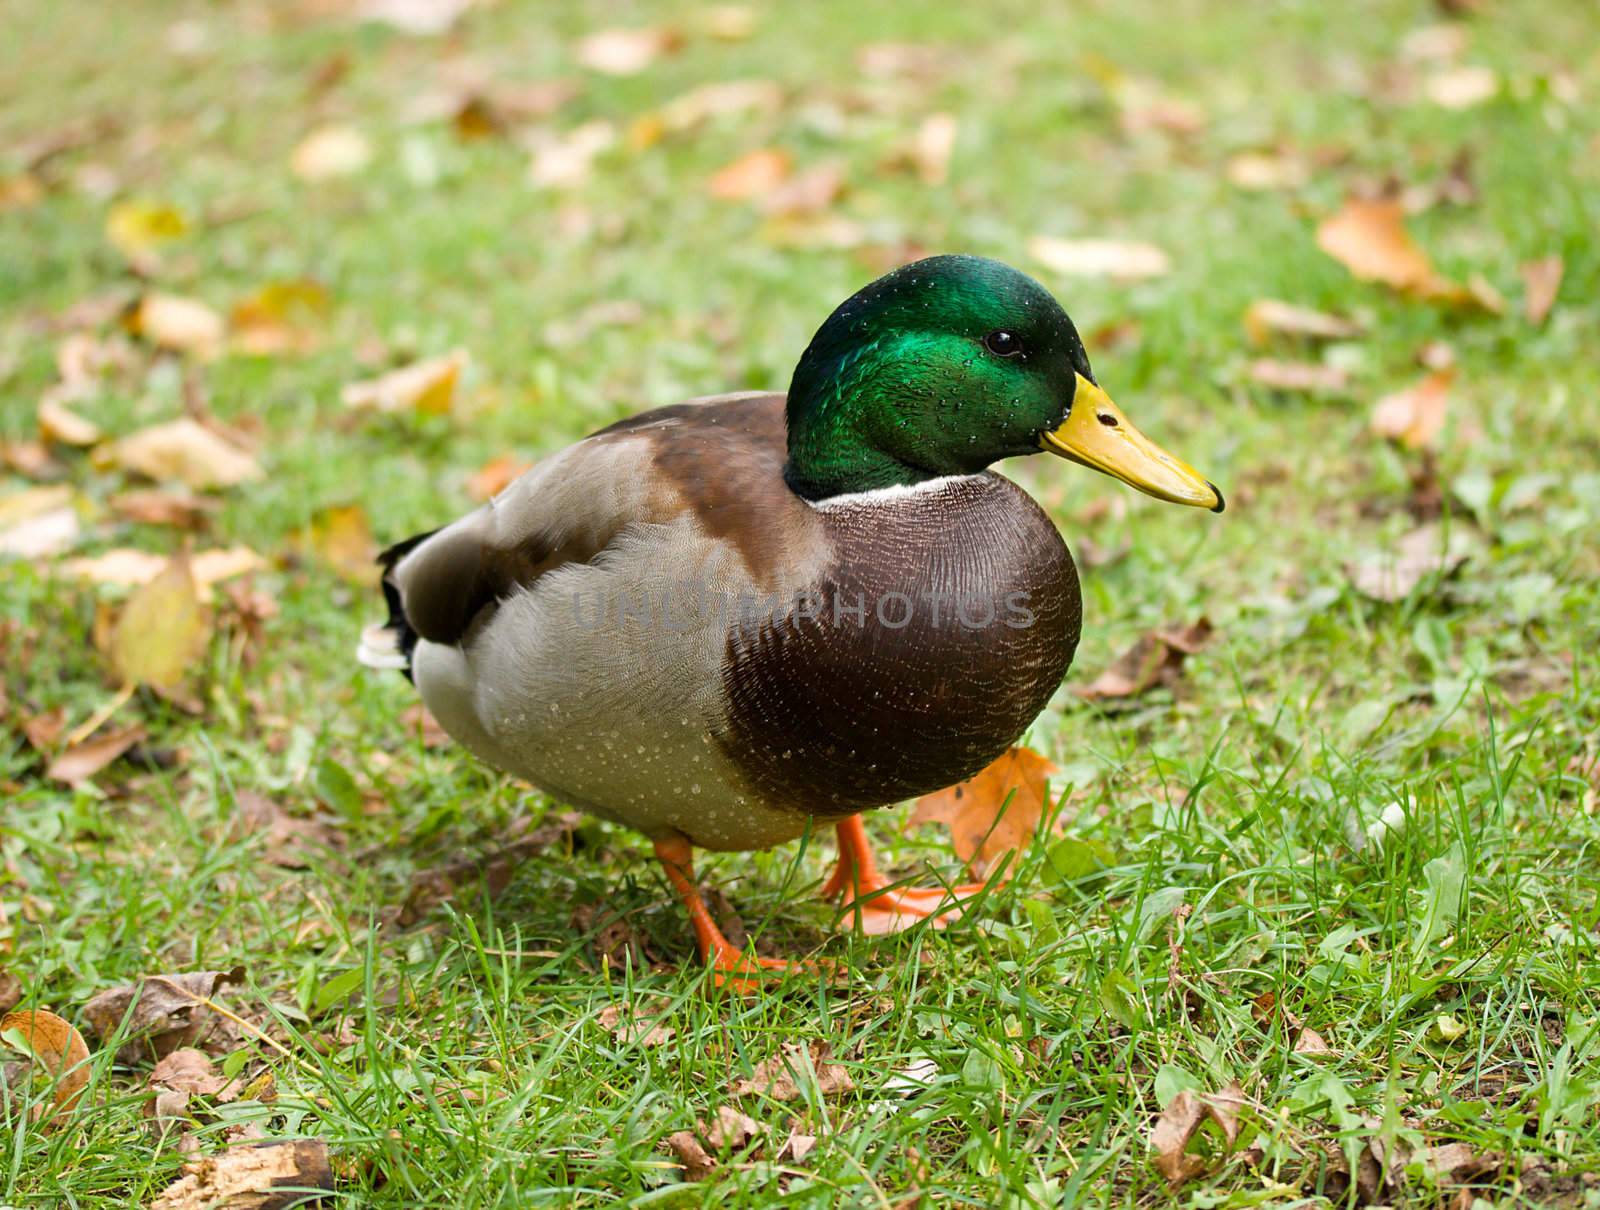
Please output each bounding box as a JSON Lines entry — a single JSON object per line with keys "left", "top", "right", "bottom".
{"left": 3, "top": 0, "right": 1599, "bottom": 1205}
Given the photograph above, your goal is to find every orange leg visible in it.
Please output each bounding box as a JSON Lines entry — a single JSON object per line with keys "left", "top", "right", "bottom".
{"left": 823, "top": 815, "right": 994, "bottom": 935}
{"left": 653, "top": 834, "right": 808, "bottom": 991}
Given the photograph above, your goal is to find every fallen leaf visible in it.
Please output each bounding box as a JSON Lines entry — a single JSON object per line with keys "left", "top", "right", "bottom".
{"left": 708, "top": 147, "right": 792, "bottom": 201}
{"left": 1400, "top": 23, "right": 1468, "bottom": 62}
{"left": 404, "top": 814, "right": 581, "bottom": 925}
{"left": 109, "top": 552, "right": 211, "bottom": 697}
{"left": 230, "top": 280, "right": 332, "bottom": 356}
{"left": 1149, "top": 1082, "right": 1247, "bottom": 1187}
{"left": 149, "top": 1048, "right": 227, "bottom": 1096}
{"left": 45, "top": 724, "right": 147, "bottom": 784}
{"left": 1243, "top": 299, "right": 1364, "bottom": 345}
{"left": 761, "top": 161, "right": 844, "bottom": 217}
{"left": 104, "top": 200, "right": 189, "bottom": 260}
{"left": 131, "top": 294, "right": 226, "bottom": 359}
{"left": 730, "top": 1041, "right": 854, "bottom": 1101}
{"left": 655, "top": 79, "right": 781, "bottom": 134}
{"left": 355, "top": 0, "right": 473, "bottom": 35}
{"left": 399, "top": 701, "right": 452, "bottom": 748}
{"left": 1520, "top": 256, "right": 1563, "bottom": 326}
{"left": 1370, "top": 368, "right": 1454, "bottom": 450}
{"left": 81, "top": 969, "right": 240, "bottom": 1064}
{"left": 699, "top": 5, "right": 755, "bottom": 39}
{"left": 781, "top": 1130, "right": 817, "bottom": 1162}
{"left": 150, "top": 1139, "right": 334, "bottom": 1209}
{"left": 341, "top": 350, "right": 466, "bottom": 415}
{"left": 108, "top": 490, "right": 218, "bottom": 529}
{"left": 664, "top": 1131, "right": 717, "bottom": 1181}
{"left": 467, "top": 454, "right": 530, "bottom": 501}
{"left": 301, "top": 504, "right": 376, "bottom": 583}
{"left": 1315, "top": 198, "right": 1497, "bottom": 311}
{"left": 575, "top": 27, "right": 680, "bottom": 76}
{"left": 1426, "top": 64, "right": 1497, "bottom": 109}
{"left": 856, "top": 41, "right": 950, "bottom": 80}
{"left": 1344, "top": 523, "right": 1470, "bottom": 602}
{"left": 1028, "top": 235, "right": 1170, "bottom": 281}
{"left": 232, "top": 790, "right": 343, "bottom": 870}
{"left": 882, "top": 112, "right": 958, "bottom": 185}
{"left": 527, "top": 121, "right": 616, "bottom": 189}
{"left": 1247, "top": 360, "right": 1350, "bottom": 393}
{"left": 21, "top": 707, "right": 67, "bottom": 753}
{"left": 907, "top": 746, "right": 1058, "bottom": 877}
{"left": 37, "top": 396, "right": 102, "bottom": 447}
{"left": 704, "top": 1105, "right": 766, "bottom": 1151}
{"left": 62, "top": 546, "right": 261, "bottom": 597}
{"left": 1, "top": 1009, "right": 91, "bottom": 1121}
{"left": 0, "top": 485, "right": 80, "bottom": 557}
{"left": 1076, "top": 619, "right": 1213, "bottom": 703}
{"left": 291, "top": 124, "right": 372, "bottom": 181}
{"left": 0, "top": 174, "right": 45, "bottom": 211}
{"left": 597, "top": 1001, "right": 675, "bottom": 1047}
{"left": 0, "top": 972, "right": 19, "bottom": 1014}
{"left": 1225, "top": 151, "right": 1309, "bottom": 192}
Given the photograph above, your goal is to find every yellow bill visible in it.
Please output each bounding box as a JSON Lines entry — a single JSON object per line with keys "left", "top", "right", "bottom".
{"left": 1041, "top": 374, "right": 1224, "bottom": 512}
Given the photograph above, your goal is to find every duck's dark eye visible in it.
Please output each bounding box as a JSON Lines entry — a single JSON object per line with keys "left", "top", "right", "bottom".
{"left": 983, "top": 329, "right": 1024, "bottom": 358}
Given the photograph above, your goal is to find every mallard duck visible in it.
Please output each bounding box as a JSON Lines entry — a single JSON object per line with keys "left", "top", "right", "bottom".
{"left": 360, "top": 255, "right": 1221, "bottom": 986}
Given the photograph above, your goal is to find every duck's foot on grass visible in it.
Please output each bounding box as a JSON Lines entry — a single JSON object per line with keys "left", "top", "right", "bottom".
{"left": 653, "top": 833, "right": 819, "bottom": 992}
{"left": 823, "top": 815, "right": 993, "bottom": 936}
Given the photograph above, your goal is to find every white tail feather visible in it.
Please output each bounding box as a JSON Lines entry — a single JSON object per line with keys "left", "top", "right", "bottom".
{"left": 357, "top": 623, "right": 409, "bottom": 670}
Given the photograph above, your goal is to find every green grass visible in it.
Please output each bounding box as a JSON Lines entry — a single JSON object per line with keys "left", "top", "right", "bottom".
{"left": 3, "top": 0, "right": 1599, "bottom": 1205}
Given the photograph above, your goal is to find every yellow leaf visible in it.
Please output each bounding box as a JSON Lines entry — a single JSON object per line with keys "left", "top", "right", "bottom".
{"left": 341, "top": 350, "right": 467, "bottom": 415}
{"left": 104, "top": 201, "right": 189, "bottom": 259}
{"left": 230, "top": 279, "right": 331, "bottom": 356}
{"left": 302, "top": 504, "right": 376, "bottom": 584}
{"left": 131, "top": 293, "right": 226, "bottom": 359}
{"left": 109, "top": 552, "right": 212, "bottom": 693}
{"left": 37, "top": 396, "right": 102, "bottom": 447}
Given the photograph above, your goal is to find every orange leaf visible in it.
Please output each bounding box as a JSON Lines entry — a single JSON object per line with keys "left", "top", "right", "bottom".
{"left": 466, "top": 454, "right": 530, "bottom": 502}
{"left": 1, "top": 1008, "right": 92, "bottom": 1120}
{"left": 1370, "top": 369, "right": 1454, "bottom": 450}
{"left": 907, "top": 746, "right": 1058, "bottom": 876}
{"left": 708, "top": 148, "right": 791, "bottom": 202}
{"left": 1520, "top": 255, "right": 1564, "bottom": 326}
{"left": 1316, "top": 199, "right": 1435, "bottom": 291}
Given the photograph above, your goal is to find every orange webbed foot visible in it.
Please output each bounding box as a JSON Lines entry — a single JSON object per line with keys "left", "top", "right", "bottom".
{"left": 824, "top": 816, "right": 996, "bottom": 935}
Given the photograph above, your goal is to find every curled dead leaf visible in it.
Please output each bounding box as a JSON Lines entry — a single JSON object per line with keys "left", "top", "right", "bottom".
{"left": 1150, "top": 1081, "right": 1247, "bottom": 1187}
{"left": 1, "top": 1008, "right": 91, "bottom": 1121}
{"left": 45, "top": 724, "right": 147, "bottom": 785}
{"left": 1370, "top": 368, "right": 1454, "bottom": 450}
{"left": 1076, "top": 618, "right": 1213, "bottom": 703}
{"left": 149, "top": 1047, "right": 228, "bottom": 1096}
{"left": 708, "top": 147, "right": 792, "bottom": 202}
{"left": 82, "top": 969, "right": 240, "bottom": 1064}
{"left": 908, "top": 746, "right": 1058, "bottom": 876}
{"left": 1316, "top": 198, "right": 1498, "bottom": 312}
{"left": 730, "top": 1040, "right": 854, "bottom": 1101}
{"left": 1520, "top": 256, "right": 1563, "bottom": 326}
{"left": 106, "top": 417, "right": 263, "bottom": 490}
{"left": 665, "top": 1130, "right": 717, "bottom": 1181}
{"left": 1344, "top": 523, "right": 1471, "bottom": 602}
{"left": 130, "top": 294, "right": 226, "bottom": 359}
{"left": 1247, "top": 360, "right": 1350, "bottom": 394}
{"left": 1243, "top": 299, "right": 1364, "bottom": 345}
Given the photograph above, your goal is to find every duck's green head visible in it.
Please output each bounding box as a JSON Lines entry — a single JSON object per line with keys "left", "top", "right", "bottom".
{"left": 784, "top": 254, "right": 1222, "bottom": 512}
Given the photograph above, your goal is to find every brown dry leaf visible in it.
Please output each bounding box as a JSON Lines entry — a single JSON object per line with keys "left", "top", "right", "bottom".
{"left": 107, "top": 417, "right": 263, "bottom": 489}
{"left": 1076, "top": 619, "right": 1214, "bottom": 703}
{"left": 0, "top": 972, "right": 20, "bottom": 1014}
{"left": 82, "top": 969, "right": 239, "bottom": 1064}
{"left": 38, "top": 396, "right": 102, "bottom": 447}
{"left": 761, "top": 162, "right": 844, "bottom": 218}
{"left": 1247, "top": 360, "right": 1350, "bottom": 394}
{"left": 730, "top": 1040, "right": 854, "bottom": 1101}
{"left": 109, "top": 552, "right": 211, "bottom": 697}
{"left": 1243, "top": 300, "right": 1364, "bottom": 345}
{"left": 342, "top": 350, "right": 466, "bottom": 415}
{"left": 399, "top": 701, "right": 452, "bottom": 748}
{"left": 575, "top": 27, "right": 680, "bottom": 76}
{"left": 130, "top": 294, "right": 226, "bottom": 359}
{"left": 291, "top": 124, "right": 372, "bottom": 181}
{"left": 231, "top": 280, "right": 332, "bottom": 356}
{"left": 1225, "top": 150, "right": 1309, "bottom": 192}
{"left": 1149, "top": 1082, "right": 1247, "bottom": 1187}
{"left": 149, "top": 1047, "right": 227, "bottom": 1096}
{"left": 0, "top": 1009, "right": 92, "bottom": 1121}
{"left": 1, "top": 438, "right": 64, "bottom": 480}
{"left": 104, "top": 200, "right": 189, "bottom": 260}
{"left": 62, "top": 546, "right": 261, "bottom": 598}
{"left": 109, "top": 490, "right": 218, "bottom": 530}
{"left": 1028, "top": 235, "right": 1170, "bottom": 281}
{"left": 150, "top": 1138, "right": 334, "bottom": 1209}
{"left": 1520, "top": 255, "right": 1564, "bottom": 326}
{"left": 1370, "top": 368, "right": 1454, "bottom": 450}
{"left": 0, "top": 485, "right": 80, "bottom": 557}
{"left": 781, "top": 1130, "right": 818, "bottom": 1162}
{"left": 233, "top": 790, "right": 342, "bottom": 870}
{"left": 1344, "top": 523, "right": 1470, "bottom": 602}
{"left": 467, "top": 454, "right": 530, "bottom": 502}
{"left": 664, "top": 1131, "right": 717, "bottom": 1181}
{"left": 705, "top": 1105, "right": 766, "bottom": 1150}
{"left": 301, "top": 504, "right": 376, "bottom": 583}
{"left": 21, "top": 707, "right": 68, "bottom": 753}
{"left": 45, "top": 724, "right": 147, "bottom": 785}
{"left": 597, "top": 1001, "right": 675, "bottom": 1048}
{"left": 907, "top": 746, "right": 1058, "bottom": 876}
{"left": 708, "top": 147, "right": 792, "bottom": 202}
